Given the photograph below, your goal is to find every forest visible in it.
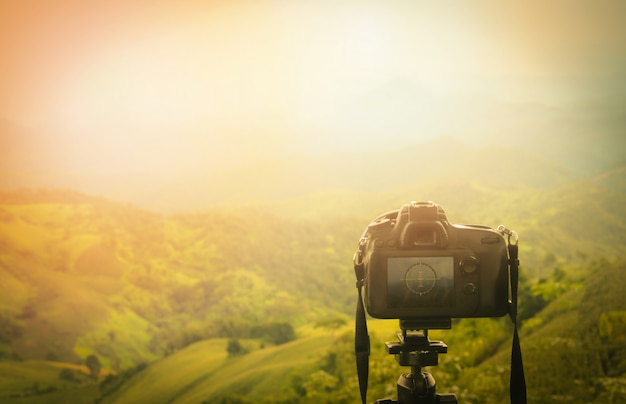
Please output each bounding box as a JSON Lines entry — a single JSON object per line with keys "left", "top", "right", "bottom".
{"left": 0, "top": 169, "right": 625, "bottom": 403}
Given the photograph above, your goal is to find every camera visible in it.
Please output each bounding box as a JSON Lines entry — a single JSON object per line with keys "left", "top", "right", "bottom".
{"left": 354, "top": 201, "right": 510, "bottom": 320}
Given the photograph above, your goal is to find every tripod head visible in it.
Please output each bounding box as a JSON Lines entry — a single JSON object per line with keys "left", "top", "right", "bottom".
{"left": 376, "top": 320, "right": 457, "bottom": 404}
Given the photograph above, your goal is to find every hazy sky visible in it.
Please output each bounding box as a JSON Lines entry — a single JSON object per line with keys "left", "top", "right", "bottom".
{"left": 1, "top": 0, "right": 625, "bottom": 182}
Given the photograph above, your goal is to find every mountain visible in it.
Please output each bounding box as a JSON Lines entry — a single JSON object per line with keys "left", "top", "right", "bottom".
{"left": 0, "top": 136, "right": 578, "bottom": 212}
{"left": 2, "top": 78, "right": 624, "bottom": 212}
{"left": 299, "top": 78, "right": 626, "bottom": 174}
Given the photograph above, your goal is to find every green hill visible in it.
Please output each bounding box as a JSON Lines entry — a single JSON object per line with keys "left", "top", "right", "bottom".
{"left": 0, "top": 360, "right": 102, "bottom": 403}
{"left": 0, "top": 179, "right": 625, "bottom": 402}
{"left": 100, "top": 258, "right": 626, "bottom": 403}
{"left": 0, "top": 190, "right": 356, "bottom": 366}
{"left": 99, "top": 331, "right": 340, "bottom": 404}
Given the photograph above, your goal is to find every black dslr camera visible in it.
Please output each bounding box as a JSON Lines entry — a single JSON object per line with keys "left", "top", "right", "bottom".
{"left": 354, "top": 201, "right": 510, "bottom": 320}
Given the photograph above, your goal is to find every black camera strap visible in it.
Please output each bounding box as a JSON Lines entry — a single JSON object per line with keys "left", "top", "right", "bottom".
{"left": 354, "top": 244, "right": 370, "bottom": 404}
{"left": 355, "top": 280, "right": 370, "bottom": 404}
{"left": 506, "top": 239, "right": 527, "bottom": 404}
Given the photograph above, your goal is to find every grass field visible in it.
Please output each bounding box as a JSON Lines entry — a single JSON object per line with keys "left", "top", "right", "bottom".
{"left": 104, "top": 320, "right": 404, "bottom": 403}
{"left": 0, "top": 304, "right": 423, "bottom": 404}
{"left": 0, "top": 360, "right": 101, "bottom": 403}
{"left": 104, "top": 329, "right": 342, "bottom": 403}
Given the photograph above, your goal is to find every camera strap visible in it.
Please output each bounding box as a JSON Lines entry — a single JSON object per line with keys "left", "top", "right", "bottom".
{"left": 354, "top": 244, "right": 370, "bottom": 404}
{"left": 355, "top": 280, "right": 370, "bottom": 404}
{"left": 505, "top": 233, "right": 527, "bottom": 404}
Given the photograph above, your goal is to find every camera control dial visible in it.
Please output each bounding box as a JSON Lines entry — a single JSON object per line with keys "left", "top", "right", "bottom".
{"left": 460, "top": 256, "right": 479, "bottom": 274}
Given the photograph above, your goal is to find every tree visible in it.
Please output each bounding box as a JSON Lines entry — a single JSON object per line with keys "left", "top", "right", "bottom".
{"left": 85, "top": 354, "right": 102, "bottom": 379}
{"left": 250, "top": 322, "right": 296, "bottom": 345}
{"left": 59, "top": 368, "right": 78, "bottom": 382}
{"left": 266, "top": 322, "right": 296, "bottom": 345}
{"left": 227, "top": 339, "right": 248, "bottom": 357}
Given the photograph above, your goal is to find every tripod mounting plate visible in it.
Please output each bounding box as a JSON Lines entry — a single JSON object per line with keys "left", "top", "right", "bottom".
{"left": 380, "top": 323, "right": 457, "bottom": 403}
{"left": 400, "top": 319, "right": 451, "bottom": 331}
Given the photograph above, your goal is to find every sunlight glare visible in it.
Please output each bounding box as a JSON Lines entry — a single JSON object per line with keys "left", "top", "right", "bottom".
{"left": 60, "top": 40, "right": 214, "bottom": 129}
{"left": 341, "top": 16, "right": 391, "bottom": 76}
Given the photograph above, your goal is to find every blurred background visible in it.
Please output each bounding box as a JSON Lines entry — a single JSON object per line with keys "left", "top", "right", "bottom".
{"left": 1, "top": 1, "right": 625, "bottom": 403}
{"left": 1, "top": 0, "right": 624, "bottom": 210}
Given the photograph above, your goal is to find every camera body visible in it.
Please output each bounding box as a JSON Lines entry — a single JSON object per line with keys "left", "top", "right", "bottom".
{"left": 356, "top": 201, "right": 510, "bottom": 320}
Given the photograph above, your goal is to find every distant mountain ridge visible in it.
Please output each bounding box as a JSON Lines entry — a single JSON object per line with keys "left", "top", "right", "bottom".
{"left": 0, "top": 134, "right": 580, "bottom": 212}
{"left": 299, "top": 78, "right": 625, "bottom": 170}
{"left": 1, "top": 78, "right": 624, "bottom": 212}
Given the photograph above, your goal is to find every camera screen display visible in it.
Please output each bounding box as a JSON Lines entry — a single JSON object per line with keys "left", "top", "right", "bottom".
{"left": 387, "top": 256, "right": 455, "bottom": 308}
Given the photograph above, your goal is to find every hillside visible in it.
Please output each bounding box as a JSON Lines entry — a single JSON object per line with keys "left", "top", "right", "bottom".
{"left": 0, "top": 189, "right": 357, "bottom": 366}
{"left": 0, "top": 179, "right": 625, "bottom": 402}
{"left": 98, "top": 332, "right": 339, "bottom": 404}
{"left": 89, "top": 259, "right": 626, "bottom": 403}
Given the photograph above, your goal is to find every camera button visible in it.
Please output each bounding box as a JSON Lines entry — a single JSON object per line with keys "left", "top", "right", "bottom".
{"left": 460, "top": 257, "right": 478, "bottom": 274}
{"left": 463, "top": 283, "right": 478, "bottom": 294}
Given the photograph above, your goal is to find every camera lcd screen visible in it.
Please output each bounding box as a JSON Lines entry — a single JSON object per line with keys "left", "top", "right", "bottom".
{"left": 387, "top": 256, "right": 454, "bottom": 308}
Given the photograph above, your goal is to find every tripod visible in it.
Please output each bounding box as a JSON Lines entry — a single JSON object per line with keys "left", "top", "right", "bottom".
{"left": 376, "top": 320, "right": 457, "bottom": 404}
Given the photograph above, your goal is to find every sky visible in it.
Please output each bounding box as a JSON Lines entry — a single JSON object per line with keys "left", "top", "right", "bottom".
{"left": 1, "top": 0, "right": 625, "bottom": 199}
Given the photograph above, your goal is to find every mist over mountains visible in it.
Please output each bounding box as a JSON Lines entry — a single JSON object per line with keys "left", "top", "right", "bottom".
{"left": 310, "top": 78, "right": 625, "bottom": 169}
{"left": 1, "top": 78, "right": 624, "bottom": 212}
